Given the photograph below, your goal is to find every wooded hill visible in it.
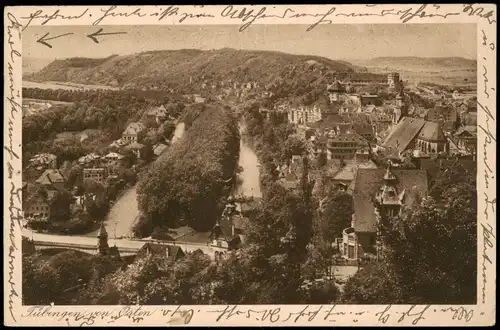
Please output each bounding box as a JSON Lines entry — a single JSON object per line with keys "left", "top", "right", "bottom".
{"left": 25, "top": 48, "right": 384, "bottom": 90}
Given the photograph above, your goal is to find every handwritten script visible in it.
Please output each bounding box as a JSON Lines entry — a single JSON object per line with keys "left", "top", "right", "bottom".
{"left": 478, "top": 28, "right": 496, "bottom": 306}
{"left": 19, "top": 4, "right": 497, "bottom": 32}
{"left": 5, "top": 12, "right": 23, "bottom": 323}
{"left": 18, "top": 304, "right": 479, "bottom": 326}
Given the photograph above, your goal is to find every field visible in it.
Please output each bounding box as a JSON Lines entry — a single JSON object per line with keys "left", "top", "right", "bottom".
{"left": 23, "top": 80, "right": 119, "bottom": 91}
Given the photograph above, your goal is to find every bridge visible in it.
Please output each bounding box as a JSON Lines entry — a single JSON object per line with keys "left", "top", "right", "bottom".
{"left": 23, "top": 229, "right": 228, "bottom": 259}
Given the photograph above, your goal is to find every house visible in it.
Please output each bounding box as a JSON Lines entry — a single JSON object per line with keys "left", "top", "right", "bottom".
{"left": 210, "top": 199, "right": 244, "bottom": 250}
{"left": 454, "top": 126, "right": 477, "bottom": 155}
{"left": 327, "top": 79, "right": 346, "bottom": 102}
{"left": 83, "top": 167, "right": 107, "bottom": 183}
{"left": 424, "top": 105, "right": 459, "bottom": 130}
{"left": 125, "top": 141, "right": 145, "bottom": 158}
{"left": 29, "top": 153, "right": 57, "bottom": 170}
{"left": 78, "top": 153, "right": 101, "bottom": 167}
{"left": 104, "top": 152, "right": 125, "bottom": 165}
{"left": 360, "top": 94, "right": 382, "bottom": 106}
{"left": 288, "top": 105, "right": 322, "bottom": 125}
{"left": 340, "top": 167, "right": 428, "bottom": 260}
{"left": 351, "top": 122, "right": 375, "bottom": 143}
{"left": 153, "top": 143, "right": 168, "bottom": 157}
{"left": 35, "top": 169, "right": 66, "bottom": 191}
{"left": 24, "top": 189, "right": 51, "bottom": 219}
{"left": 109, "top": 138, "right": 130, "bottom": 149}
{"left": 145, "top": 105, "right": 168, "bottom": 124}
{"left": 327, "top": 133, "right": 369, "bottom": 160}
{"left": 330, "top": 151, "right": 378, "bottom": 193}
{"left": 135, "top": 243, "right": 185, "bottom": 268}
{"left": 122, "top": 122, "right": 145, "bottom": 143}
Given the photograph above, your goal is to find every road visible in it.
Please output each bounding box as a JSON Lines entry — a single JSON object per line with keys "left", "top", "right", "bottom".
{"left": 24, "top": 227, "right": 226, "bottom": 257}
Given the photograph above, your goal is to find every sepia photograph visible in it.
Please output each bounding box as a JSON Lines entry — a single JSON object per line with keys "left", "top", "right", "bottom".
{"left": 18, "top": 22, "right": 480, "bottom": 307}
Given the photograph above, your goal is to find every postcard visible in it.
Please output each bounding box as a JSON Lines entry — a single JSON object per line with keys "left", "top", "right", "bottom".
{"left": 3, "top": 4, "right": 496, "bottom": 326}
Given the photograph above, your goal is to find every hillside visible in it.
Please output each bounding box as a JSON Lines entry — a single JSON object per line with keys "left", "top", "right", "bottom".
{"left": 25, "top": 48, "right": 370, "bottom": 90}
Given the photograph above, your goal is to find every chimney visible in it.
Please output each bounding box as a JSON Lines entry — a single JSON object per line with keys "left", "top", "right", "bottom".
{"left": 165, "top": 246, "right": 170, "bottom": 259}
{"left": 231, "top": 223, "right": 235, "bottom": 237}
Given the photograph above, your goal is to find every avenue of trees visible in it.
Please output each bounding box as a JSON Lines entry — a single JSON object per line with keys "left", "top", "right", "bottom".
{"left": 135, "top": 105, "right": 240, "bottom": 235}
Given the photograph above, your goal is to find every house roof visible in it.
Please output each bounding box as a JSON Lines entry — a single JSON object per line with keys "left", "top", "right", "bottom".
{"left": 136, "top": 243, "right": 184, "bottom": 264}
{"left": 353, "top": 169, "right": 428, "bottom": 233}
{"left": 35, "top": 169, "right": 66, "bottom": 186}
{"left": 126, "top": 142, "right": 144, "bottom": 150}
{"left": 383, "top": 117, "right": 426, "bottom": 152}
{"left": 123, "top": 122, "right": 145, "bottom": 136}
{"left": 147, "top": 105, "right": 167, "bottom": 116}
{"left": 29, "top": 153, "right": 57, "bottom": 165}
{"left": 455, "top": 125, "right": 477, "bottom": 137}
{"left": 418, "top": 121, "right": 446, "bottom": 142}
{"left": 328, "top": 132, "right": 368, "bottom": 145}
{"left": 351, "top": 122, "right": 374, "bottom": 136}
{"left": 426, "top": 105, "right": 458, "bottom": 122}
{"left": 104, "top": 152, "right": 125, "bottom": 159}
{"left": 153, "top": 143, "right": 168, "bottom": 156}
{"left": 78, "top": 153, "right": 101, "bottom": 164}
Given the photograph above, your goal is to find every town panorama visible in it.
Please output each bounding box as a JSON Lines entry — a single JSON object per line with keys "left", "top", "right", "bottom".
{"left": 21, "top": 24, "right": 477, "bottom": 305}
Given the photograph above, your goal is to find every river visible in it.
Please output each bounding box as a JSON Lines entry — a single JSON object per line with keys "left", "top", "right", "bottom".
{"left": 87, "top": 122, "right": 186, "bottom": 238}
{"left": 232, "top": 123, "right": 262, "bottom": 198}
{"left": 87, "top": 120, "right": 260, "bottom": 239}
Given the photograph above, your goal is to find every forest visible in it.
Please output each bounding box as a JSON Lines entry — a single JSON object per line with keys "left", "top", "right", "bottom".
{"left": 135, "top": 104, "right": 240, "bottom": 234}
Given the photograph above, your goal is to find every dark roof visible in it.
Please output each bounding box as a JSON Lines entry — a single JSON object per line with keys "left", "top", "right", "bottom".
{"left": 136, "top": 243, "right": 185, "bottom": 264}
{"left": 383, "top": 117, "right": 425, "bottom": 152}
{"left": 418, "top": 121, "right": 446, "bottom": 141}
{"left": 426, "top": 105, "right": 458, "bottom": 122}
{"left": 35, "top": 169, "right": 66, "bottom": 186}
{"left": 351, "top": 122, "right": 374, "bottom": 136}
{"left": 353, "top": 169, "right": 428, "bottom": 233}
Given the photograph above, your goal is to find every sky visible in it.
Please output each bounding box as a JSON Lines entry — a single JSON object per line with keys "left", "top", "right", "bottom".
{"left": 23, "top": 24, "right": 477, "bottom": 61}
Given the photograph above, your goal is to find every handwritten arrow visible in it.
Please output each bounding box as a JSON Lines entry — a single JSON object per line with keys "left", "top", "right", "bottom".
{"left": 87, "top": 28, "right": 127, "bottom": 44}
{"left": 37, "top": 32, "right": 74, "bottom": 48}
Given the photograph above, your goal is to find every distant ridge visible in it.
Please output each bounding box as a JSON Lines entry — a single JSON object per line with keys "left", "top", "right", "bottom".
{"left": 25, "top": 48, "right": 383, "bottom": 90}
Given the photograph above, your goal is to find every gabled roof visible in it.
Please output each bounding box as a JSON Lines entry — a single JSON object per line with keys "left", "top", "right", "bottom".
{"left": 383, "top": 117, "right": 426, "bottom": 152}
{"left": 455, "top": 125, "right": 477, "bottom": 137}
{"left": 353, "top": 169, "right": 428, "bottom": 233}
{"left": 104, "top": 152, "right": 125, "bottom": 160}
{"left": 123, "top": 122, "right": 145, "bottom": 136}
{"left": 418, "top": 121, "right": 446, "bottom": 142}
{"left": 35, "top": 169, "right": 66, "bottom": 186}
{"left": 126, "top": 142, "right": 145, "bottom": 150}
{"left": 136, "top": 243, "right": 185, "bottom": 264}
{"left": 153, "top": 143, "right": 168, "bottom": 156}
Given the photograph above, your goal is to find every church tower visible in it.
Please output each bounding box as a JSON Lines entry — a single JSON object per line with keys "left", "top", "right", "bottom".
{"left": 97, "top": 222, "right": 109, "bottom": 255}
{"left": 393, "top": 84, "right": 408, "bottom": 124}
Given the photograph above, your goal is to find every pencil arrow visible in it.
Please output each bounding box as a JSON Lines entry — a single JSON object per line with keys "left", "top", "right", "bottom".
{"left": 36, "top": 32, "right": 74, "bottom": 48}
{"left": 87, "top": 28, "right": 127, "bottom": 44}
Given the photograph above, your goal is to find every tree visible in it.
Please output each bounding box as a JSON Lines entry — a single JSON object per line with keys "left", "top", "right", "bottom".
{"left": 317, "top": 150, "right": 327, "bottom": 168}
{"left": 22, "top": 254, "right": 62, "bottom": 305}
{"left": 316, "top": 187, "right": 354, "bottom": 243}
{"left": 343, "top": 165, "right": 477, "bottom": 304}
{"left": 212, "top": 182, "right": 313, "bottom": 304}
{"left": 49, "top": 190, "right": 73, "bottom": 222}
